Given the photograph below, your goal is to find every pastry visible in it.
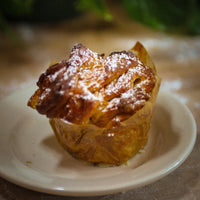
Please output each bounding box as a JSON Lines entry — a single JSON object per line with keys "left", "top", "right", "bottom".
{"left": 28, "top": 42, "right": 160, "bottom": 165}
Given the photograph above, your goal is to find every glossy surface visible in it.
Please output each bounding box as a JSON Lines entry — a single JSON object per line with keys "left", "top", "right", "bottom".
{"left": 29, "top": 42, "right": 160, "bottom": 165}
{"left": 28, "top": 43, "right": 157, "bottom": 127}
{"left": 0, "top": 86, "right": 196, "bottom": 196}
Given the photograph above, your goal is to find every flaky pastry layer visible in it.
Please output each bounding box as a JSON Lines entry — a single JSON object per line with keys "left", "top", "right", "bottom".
{"left": 28, "top": 43, "right": 156, "bottom": 128}
{"left": 28, "top": 42, "right": 160, "bottom": 165}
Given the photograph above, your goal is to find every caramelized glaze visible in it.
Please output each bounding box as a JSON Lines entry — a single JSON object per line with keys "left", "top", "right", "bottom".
{"left": 28, "top": 43, "right": 156, "bottom": 127}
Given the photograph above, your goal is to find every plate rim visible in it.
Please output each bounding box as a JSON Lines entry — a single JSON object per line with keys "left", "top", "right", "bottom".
{"left": 0, "top": 88, "right": 197, "bottom": 196}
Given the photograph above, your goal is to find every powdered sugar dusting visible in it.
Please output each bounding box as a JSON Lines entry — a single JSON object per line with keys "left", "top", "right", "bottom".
{"left": 40, "top": 87, "right": 51, "bottom": 101}
{"left": 34, "top": 43, "right": 156, "bottom": 126}
{"left": 69, "top": 44, "right": 102, "bottom": 68}
{"left": 48, "top": 67, "right": 66, "bottom": 82}
{"left": 105, "top": 52, "right": 137, "bottom": 72}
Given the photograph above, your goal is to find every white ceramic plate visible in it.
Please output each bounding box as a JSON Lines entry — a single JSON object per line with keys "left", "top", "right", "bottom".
{"left": 0, "top": 86, "right": 196, "bottom": 196}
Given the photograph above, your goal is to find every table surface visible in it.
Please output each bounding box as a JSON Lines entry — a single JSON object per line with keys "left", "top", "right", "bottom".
{"left": 0, "top": 6, "right": 200, "bottom": 200}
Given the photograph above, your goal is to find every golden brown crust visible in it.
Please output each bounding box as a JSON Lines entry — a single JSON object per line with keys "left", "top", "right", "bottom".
{"left": 28, "top": 43, "right": 156, "bottom": 127}
{"left": 49, "top": 109, "right": 152, "bottom": 165}
{"left": 28, "top": 42, "right": 161, "bottom": 165}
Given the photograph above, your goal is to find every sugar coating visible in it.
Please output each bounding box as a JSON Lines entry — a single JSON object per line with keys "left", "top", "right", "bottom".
{"left": 35, "top": 44, "right": 156, "bottom": 126}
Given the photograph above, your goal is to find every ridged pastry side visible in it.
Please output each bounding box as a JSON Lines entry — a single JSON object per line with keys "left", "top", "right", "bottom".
{"left": 48, "top": 42, "right": 161, "bottom": 165}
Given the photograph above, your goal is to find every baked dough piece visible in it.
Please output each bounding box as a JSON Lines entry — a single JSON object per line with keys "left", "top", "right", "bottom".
{"left": 28, "top": 42, "right": 160, "bottom": 165}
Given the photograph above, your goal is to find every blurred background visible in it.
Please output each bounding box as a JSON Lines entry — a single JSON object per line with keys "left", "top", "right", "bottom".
{"left": 0, "top": 1, "right": 200, "bottom": 199}
{"left": 0, "top": 0, "right": 199, "bottom": 128}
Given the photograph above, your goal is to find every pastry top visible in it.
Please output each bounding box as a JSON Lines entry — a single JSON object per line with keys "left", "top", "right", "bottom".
{"left": 28, "top": 43, "right": 156, "bottom": 127}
